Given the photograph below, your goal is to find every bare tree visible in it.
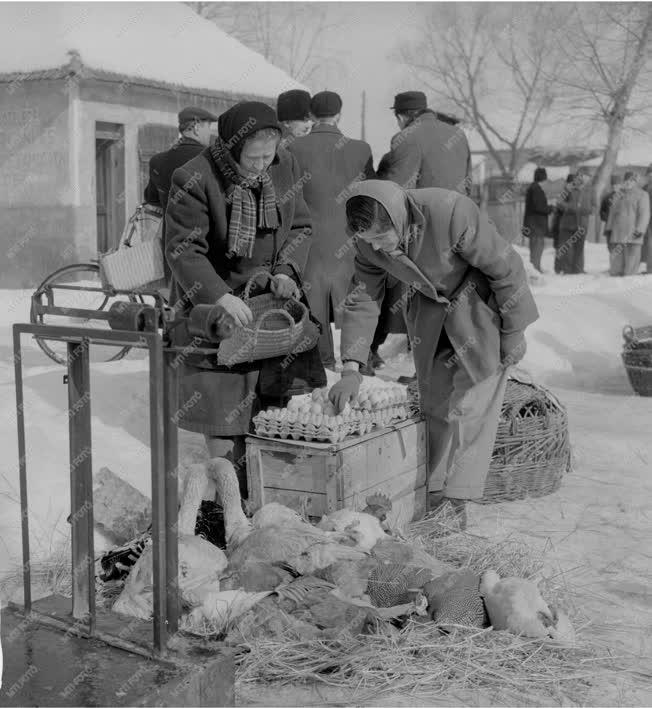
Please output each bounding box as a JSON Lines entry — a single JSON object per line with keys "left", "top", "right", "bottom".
{"left": 398, "top": 4, "right": 566, "bottom": 178}
{"left": 554, "top": 3, "right": 652, "bottom": 203}
{"left": 186, "top": 2, "right": 344, "bottom": 85}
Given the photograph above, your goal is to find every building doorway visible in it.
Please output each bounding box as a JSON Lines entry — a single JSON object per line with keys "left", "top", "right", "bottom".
{"left": 95, "top": 122, "right": 125, "bottom": 254}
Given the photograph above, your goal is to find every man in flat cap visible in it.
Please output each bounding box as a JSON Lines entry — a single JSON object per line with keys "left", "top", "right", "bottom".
{"left": 144, "top": 106, "right": 218, "bottom": 281}
{"left": 277, "top": 89, "right": 313, "bottom": 148}
{"left": 287, "top": 90, "right": 375, "bottom": 370}
{"left": 144, "top": 106, "right": 218, "bottom": 210}
{"left": 369, "top": 91, "right": 473, "bottom": 378}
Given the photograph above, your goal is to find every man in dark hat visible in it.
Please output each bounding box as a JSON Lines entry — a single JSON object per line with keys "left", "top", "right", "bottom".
{"left": 144, "top": 106, "right": 218, "bottom": 209}
{"left": 379, "top": 91, "right": 471, "bottom": 193}
{"left": 143, "top": 106, "right": 218, "bottom": 280}
{"left": 286, "top": 90, "right": 375, "bottom": 370}
{"left": 277, "top": 89, "right": 312, "bottom": 147}
{"left": 369, "top": 91, "right": 473, "bottom": 378}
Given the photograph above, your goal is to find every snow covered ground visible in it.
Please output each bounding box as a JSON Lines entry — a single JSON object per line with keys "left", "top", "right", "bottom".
{"left": 1, "top": 241, "right": 652, "bottom": 702}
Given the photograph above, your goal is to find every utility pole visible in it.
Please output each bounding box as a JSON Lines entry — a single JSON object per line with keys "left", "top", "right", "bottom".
{"left": 361, "top": 90, "right": 366, "bottom": 142}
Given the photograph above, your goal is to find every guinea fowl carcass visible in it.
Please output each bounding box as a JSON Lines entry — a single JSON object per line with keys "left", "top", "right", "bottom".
{"left": 317, "top": 537, "right": 455, "bottom": 608}
{"left": 112, "top": 462, "right": 228, "bottom": 619}
{"left": 422, "top": 569, "right": 489, "bottom": 630}
{"left": 209, "top": 459, "right": 369, "bottom": 579}
{"left": 479, "top": 570, "right": 574, "bottom": 641}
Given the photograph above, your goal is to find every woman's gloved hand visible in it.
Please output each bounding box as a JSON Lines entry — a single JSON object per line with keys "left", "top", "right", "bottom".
{"left": 270, "top": 273, "right": 299, "bottom": 299}
{"left": 500, "top": 331, "right": 526, "bottom": 367}
{"left": 215, "top": 293, "right": 253, "bottom": 327}
{"left": 329, "top": 369, "right": 363, "bottom": 413}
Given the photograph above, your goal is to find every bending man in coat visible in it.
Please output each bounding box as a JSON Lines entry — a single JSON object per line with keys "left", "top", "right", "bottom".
{"left": 328, "top": 180, "right": 539, "bottom": 526}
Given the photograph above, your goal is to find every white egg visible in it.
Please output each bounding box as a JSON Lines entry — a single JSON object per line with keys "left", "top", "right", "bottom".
{"left": 287, "top": 398, "right": 300, "bottom": 411}
{"left": 310, "top": 401, "right": 323, "bottom": 415}
{"left": 369, "top": 392, "right": 382, "bottom": 408}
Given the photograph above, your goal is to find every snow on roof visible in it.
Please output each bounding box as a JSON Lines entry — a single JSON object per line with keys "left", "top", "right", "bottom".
{"left": 0, "top": 2, "right": 305, "bottom": 98}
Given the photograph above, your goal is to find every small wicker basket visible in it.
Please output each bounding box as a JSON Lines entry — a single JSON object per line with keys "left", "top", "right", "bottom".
{"left": 216, "top": 272, "right": 320, "bottom": 366}
{"left": 622, "top": 324, "right": 652, "bottom": 397}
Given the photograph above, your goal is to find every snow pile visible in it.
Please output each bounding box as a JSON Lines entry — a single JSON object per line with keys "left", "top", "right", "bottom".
{"left": 0, "top": 2, "right": 304, "bottom": 97}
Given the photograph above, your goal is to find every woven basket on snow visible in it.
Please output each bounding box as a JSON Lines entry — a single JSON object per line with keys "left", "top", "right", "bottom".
{"left": 407, "top": 377, "right": 571, "bottom": 503}
{"left": 480, "top": 378, "right": 571, "bottom": 503}
{"left": 622, "top": 324, "right": 652, "bottom": 397}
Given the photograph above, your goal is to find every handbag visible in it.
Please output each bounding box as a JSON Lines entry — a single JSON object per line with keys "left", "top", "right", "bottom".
{"left": 99, "top": 204, "right": 166, "bottom": 291}
{"left": 217, "top": 271, "right": 320, "bottom": 366}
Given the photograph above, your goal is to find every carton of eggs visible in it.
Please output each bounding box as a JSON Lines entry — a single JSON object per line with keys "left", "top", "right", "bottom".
{"left": 252, "top": 383, "right": 410, "bottom": 442}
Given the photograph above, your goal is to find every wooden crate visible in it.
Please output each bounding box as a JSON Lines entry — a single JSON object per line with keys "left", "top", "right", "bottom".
{"left": 246, "top": 417, "right": 428, "bottom": 528}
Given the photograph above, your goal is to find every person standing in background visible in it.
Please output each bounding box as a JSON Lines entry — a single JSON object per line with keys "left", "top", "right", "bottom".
{"left": 276, "top": 89, "right": 313, "bottom": 148}
{"left": 604, "top": 172, "right": 650, "bottom": 276}
{"left": 642, "top": 165, "right": 652, "bottom": 274}
{"left": 599, "top": 174, "right": 622, "bottom": 256}
{"left": 287, "top": 90, "right": 375, "bottom": 371}
{"left": 555, "top": 168, "right": 594, "bottom": 274}
{"left": 144, "top": 106, "right": 218, "bottom": 281}
{"left": 371, "top": 91, "right": 473, "bottom": 377}
{"left": 522, "top": 167, "right": 553, "bottom": 273}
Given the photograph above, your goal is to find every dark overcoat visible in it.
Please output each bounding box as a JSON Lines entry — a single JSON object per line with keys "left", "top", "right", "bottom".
{"left": 287, "top": 124, "right": 374, "bottom": 328}
{"left": 377, "top": 111, "right": 472, "bottom": 194}
{"left": 377, "top": 112, "right": 473, "bottom": 336}
{"left": 164, "top": 147, "right": 312, "bottom": 436}
{"left": 144, "top": 136, "right": 205, "bottom": 209}
{"left": 522, "top": 182, "right": 551, "bottom": 240}
{"left": 340, "top": 188, "right": 539, "bottom": 407}
{"left": 144, "top": 136, "right": 206, "bottom": 281}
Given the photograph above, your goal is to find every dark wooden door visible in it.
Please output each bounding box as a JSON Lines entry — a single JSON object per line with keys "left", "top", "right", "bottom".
{"left": 95, "top": 138, "right": 110, "bottom": 253}
{"left": 95, "top": 123, "right": 125, "bottom": 254}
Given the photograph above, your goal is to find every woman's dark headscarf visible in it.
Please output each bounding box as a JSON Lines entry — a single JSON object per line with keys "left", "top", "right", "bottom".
{"left": 217, "top": 101, "right": 282, "bottom": 162}
{"left": 534, "top": 167, "right": 547, "bottom": 183}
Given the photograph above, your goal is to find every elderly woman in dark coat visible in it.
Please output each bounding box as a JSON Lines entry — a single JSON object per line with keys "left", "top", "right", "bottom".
{"left": 522, "top": 167, "right": 553, "bottom": 273}
{"left": 165, "top": 101, "right": 315, "bottom": 495}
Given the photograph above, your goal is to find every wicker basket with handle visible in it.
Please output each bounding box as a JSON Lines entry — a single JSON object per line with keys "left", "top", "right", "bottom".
{"left": 407, "top": 374, "right": 571, "bottom": 503}
{"left": 216, "top": 272, "right": 320, "bottom": 366}
{"left": 479, "top": 376, "right": 571, "bottom": 503}
{"left": 99, "top": 203, "right": 166, "bottom": 291}
{"left": 622, "top": 324, "right": 652, "bottom": 396}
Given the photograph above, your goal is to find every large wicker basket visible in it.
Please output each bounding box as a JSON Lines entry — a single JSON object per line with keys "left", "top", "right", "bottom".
{"left": 480, "top": 377, "right": 571, "bottom": 503}
{"left": 622, "top": 325, "right": 652, "bottom": 397}
{"left": 407, "top": 376, "right": 571, "bottom": 503}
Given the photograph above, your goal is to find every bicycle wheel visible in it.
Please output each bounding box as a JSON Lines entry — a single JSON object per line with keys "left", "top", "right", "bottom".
{"left": 30, "top": 262, "right": 143, "bottom": 365}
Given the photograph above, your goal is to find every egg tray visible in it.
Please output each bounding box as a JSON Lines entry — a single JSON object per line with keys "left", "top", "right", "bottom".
{"left": 252, "top": 405, "right": 410, "bottom": 443}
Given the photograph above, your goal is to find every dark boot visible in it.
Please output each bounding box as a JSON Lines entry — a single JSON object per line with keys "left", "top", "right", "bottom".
{"left": 370, "top": 349, "right": 385, "bottom": 369}
{"left": 359, "top": 352, "right": 376, "bottom": 377}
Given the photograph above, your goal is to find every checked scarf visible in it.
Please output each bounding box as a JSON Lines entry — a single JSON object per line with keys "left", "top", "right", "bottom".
{"left": 210, "top": 137, "right": 279, "bottom": 259}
